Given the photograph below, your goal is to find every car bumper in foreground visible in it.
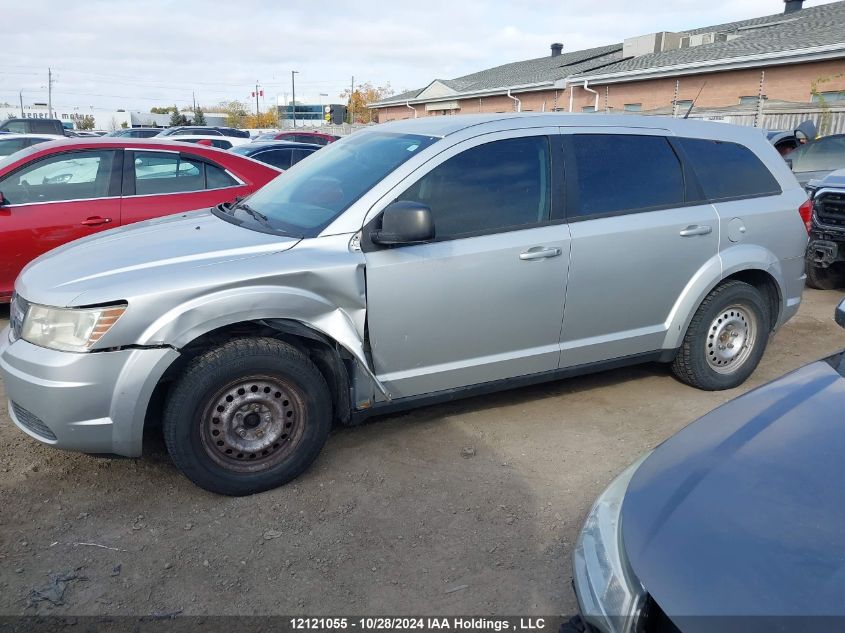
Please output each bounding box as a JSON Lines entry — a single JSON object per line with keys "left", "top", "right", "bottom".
{"left": 573, "top": 453, "right": 650, "bottom": 633}
{"left": 0, "top": 327, "right": 179, "bottom": 456}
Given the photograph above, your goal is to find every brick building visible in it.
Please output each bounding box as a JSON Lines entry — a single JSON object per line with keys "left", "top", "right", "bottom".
{"left": 370, "top": 0, "right": 845, "bottom": 122}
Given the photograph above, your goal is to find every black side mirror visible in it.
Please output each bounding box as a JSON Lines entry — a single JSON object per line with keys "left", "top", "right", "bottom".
{"left": 836, "top": 298, "right": 845, "bottom": 329}
{"left": 371, "top": 201, "right": 434, "bottom": 245}
{"left": 785, "top": 158, "right": 793, "bottom": 170}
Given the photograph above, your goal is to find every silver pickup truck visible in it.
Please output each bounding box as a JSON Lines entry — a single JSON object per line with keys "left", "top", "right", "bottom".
{"left": 1, "top": 114, "right": 808, "bottom": 495}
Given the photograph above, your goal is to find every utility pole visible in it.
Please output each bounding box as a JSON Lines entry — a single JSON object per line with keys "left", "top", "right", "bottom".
{"left": 19, "top": 89, "right": 24, "bottom": 117}
{"left": 254, "top": 80, "right": 260, "bottom": 120}
{"left": 47, "top": 67, "right": 53, "bottom": 118}
{"left": 291, "top": 70, "right": 299, "bottom": 128}
{"left": 192, "top": 91, "right": 196, "bottom": 111}
{"left": 350, "top": 76, "right": 354, "bottom": 124}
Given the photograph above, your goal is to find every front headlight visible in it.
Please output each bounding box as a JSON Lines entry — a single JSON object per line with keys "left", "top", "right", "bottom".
{"left": 573, "top": 453, "right": 650, "bottom": 633}
{"left": 21, "top": 303, "right": 127, "bottom": 352}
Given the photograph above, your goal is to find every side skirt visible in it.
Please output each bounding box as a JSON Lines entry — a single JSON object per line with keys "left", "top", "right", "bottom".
{"left": 350, "top": 349, "right": 676, "bottom": 424}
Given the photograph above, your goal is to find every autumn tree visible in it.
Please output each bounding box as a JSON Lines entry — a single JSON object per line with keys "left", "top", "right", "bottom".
{"left": 243, "top": 109, "right": 279, "bottom": 129}
{"left": 75, "top": 115, "right": 96, "bottom": 130}
{"left": 339, "top": 82, "right": 394, "bottom": 123}
{"left": 217, "top": 100, "right": 249, "bottom": 128}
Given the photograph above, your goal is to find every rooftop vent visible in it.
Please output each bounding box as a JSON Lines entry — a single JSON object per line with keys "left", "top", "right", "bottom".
{"left": 623, "top": 32, "right": 684, "bottom": 58}
{"left": 784, "top": 0, "right": 803, "bottom": 13}
{"left": 551, "top": 43, "right": 563, "bottom": 57}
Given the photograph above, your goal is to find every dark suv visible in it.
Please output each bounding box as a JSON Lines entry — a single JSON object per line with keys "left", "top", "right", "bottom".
{"left": 0, "top": 118, "right": 66, "bottom": 136}
{"left": 806, "top": 168, "right": 845, "bottom": 289}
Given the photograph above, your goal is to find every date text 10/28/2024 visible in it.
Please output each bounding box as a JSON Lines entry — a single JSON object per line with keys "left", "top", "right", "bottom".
{"left": 290, "top": 618, "right": 549, "bottom": 631}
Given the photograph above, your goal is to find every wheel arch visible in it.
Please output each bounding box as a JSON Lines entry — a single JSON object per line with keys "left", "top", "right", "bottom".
{"left": 662, "top": 245, "right": 786, "bottom": 351}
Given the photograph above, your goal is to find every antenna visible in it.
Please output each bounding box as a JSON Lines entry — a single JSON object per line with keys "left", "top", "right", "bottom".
{"left": 683, "top": 82, "right": 707, "bottom": 119}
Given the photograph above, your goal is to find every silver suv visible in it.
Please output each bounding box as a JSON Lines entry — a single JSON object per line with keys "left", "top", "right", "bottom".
{"left": 0, "top": 114, "right": 809, "bottom": 495}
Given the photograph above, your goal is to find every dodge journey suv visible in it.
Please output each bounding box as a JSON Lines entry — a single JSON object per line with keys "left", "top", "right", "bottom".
{"left": 1, "top": 114, "right": 808, "bottom": 495}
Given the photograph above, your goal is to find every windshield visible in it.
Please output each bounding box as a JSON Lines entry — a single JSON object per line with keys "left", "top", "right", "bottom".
{"left": 790, "top": 135, "right": 845, "bottom": 173}
{"left": 225, "top": 130, "right": 438, "bottom": 237}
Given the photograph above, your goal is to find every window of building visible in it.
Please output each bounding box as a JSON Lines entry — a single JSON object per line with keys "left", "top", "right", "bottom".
{"left": 739, "top": 95, "right": 763, "bottom": 105}
{"left": 570, "top": 134, "right": 684, "bottom": 217}
{"left": 678, "top": 138, "right": 781, "bottom": 200}
{"left": 623, "top": 103, "right": 642, "bottom": 112}
{"left": 581, "top": 106, "right": 596, "bottom": 113}
{"left": 397, "top": 136, "right": 551, "bottom": 239}
{"left": 675, "top": 100, "right": 693, "bottom": 109}
{"left": 811, "top": 90, "right": 845, "bottom": 104}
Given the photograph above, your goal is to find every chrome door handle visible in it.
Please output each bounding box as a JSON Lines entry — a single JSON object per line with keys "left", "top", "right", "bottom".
{"left": 679, "top": 225, "right": 712, "bottom": 237}
{"left": 520, "top": 247, "right": 562, "bottom": 261}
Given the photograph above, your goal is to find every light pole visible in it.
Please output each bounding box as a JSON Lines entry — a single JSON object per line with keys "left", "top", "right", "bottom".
{"left": 291, "top": 70, "right": 299, "bottom": 128}
{"left": 19, "top": 89, "right": 24, "bottom": 117}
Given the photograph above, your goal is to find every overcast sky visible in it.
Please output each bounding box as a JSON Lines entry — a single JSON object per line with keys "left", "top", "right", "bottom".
{"left": 1, "top": 0, "right": 839, "bottom": 114}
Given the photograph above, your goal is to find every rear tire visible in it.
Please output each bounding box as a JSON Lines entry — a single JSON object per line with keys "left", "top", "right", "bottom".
{"left": 671, "top": 281, "right": 770, "bottom": 391}
{"left": 805, "top": 262, "right": 844, "bottom": 290}
{"left": 163, "top": 337, "right": 331, "bottom": 496}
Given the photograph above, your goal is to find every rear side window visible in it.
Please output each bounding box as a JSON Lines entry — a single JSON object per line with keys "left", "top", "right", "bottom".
{"left": 206, "top": 163, "right": 237, "bottom": 188}
{"left": 570, "top": 134, "right": 684, "bottom": 216}
{"left": 133, "top": 152, "right": 205, "bottom": 195}
{"left": 256, "top": 149, "right": 293, "bottom": 170}
{"left": 678, "top": 138, "right": 780, "bottom": 200}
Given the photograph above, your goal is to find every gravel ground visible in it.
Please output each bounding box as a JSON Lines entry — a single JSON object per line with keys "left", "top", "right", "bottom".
{"left": 0, "top": 288, "right": 843, "bottom": 617}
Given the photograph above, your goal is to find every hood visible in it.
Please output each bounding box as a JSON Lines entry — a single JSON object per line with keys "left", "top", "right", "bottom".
{"left": 795, "top": 169, "right": 833, "bottom": 188}
{"left": 808, "top": 168, "right": 845, "bottom": 190}
{"left": 16, "top": 210, "right": 300, "bottom": 307}
{"left": 622, "top": 355, "right": 845, "bottom": 628}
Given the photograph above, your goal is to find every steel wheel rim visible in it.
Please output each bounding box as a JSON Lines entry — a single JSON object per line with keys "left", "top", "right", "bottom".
{"left": 705, "top": 304, "right": 757, "bottom": 374}
{"left": 199, "top": 374, "right": 306, "bottom": 473}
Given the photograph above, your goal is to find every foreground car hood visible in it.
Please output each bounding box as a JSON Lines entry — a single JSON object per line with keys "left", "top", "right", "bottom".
{"left": 622, "top": 355, "right": 845, "bottom": 626}
{"left": 16, "top": 210, "right": 299, "bottom": 306}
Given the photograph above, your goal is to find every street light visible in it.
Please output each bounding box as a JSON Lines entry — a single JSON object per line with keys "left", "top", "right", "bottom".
{"left": 291, "top": 70, "right": 299, "bottom": 128}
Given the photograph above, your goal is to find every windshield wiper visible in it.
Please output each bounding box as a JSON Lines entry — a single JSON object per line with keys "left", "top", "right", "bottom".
{"left": 233, "top": 201, "right": 274, "bottom": 229}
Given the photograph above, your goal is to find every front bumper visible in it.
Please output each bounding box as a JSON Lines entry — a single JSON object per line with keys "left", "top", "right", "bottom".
{"left": 0, "top": 327, "right": 179, "bottom": 456}
{"left": 573, "top": 455, "right": 649, "bottom": 633}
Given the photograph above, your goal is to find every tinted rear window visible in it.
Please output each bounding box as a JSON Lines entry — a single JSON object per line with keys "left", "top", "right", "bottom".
{"left": 570, "top": 134, "right": 685, "bottom": 216}
{"left": 679, "top": 138, "right": 781, "bottom": 200}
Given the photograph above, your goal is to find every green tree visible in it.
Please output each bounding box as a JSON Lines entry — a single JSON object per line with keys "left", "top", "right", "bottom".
{"left": 75, "top": 115, "right": 96, "bottom": 130}
{"left": 151, "top": 106, "right": 177, "bottom": 114}
{"left": 169, "top": 105, "right": 189, "bottom": 127}
{"left": 193, "top": 107, "right": 207, "bottom": 125}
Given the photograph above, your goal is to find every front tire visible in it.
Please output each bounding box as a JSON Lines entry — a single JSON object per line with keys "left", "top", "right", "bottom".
{"left": 671, "top": 281, "right": 770, "bottom": 391}
{"left": 163, "top": 338, "right": 331, "bottom": 496}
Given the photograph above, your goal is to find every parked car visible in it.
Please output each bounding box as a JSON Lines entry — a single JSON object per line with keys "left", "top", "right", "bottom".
{"left": 0, "top": 114, "right": 808, "bottom": 495}
{"left": 230, "top": 140, "right": 320, "bottom": 170}
{"left": 158, "top": 126, "right": 249, "bottom": 139}
{"left": 0, "top": 138, "right": 280, "bottom": 301}
{"left": 0, "top": 118, "right": 66, "bottom": 136}
{"left": 169, "top": 135, "right": 249, "bottom": 150}
{"left": 67, "top": 130, "right": 102, "bottom": 138}
{"left": 573, "top": 297, "right": 845, "bottom": 633}
{"left": 106, "top": 128, "right": 161, "bottom": 138}
{"left": 255, "top": 130, "right": 339, "bottom": 146}
{"left": 788, "top": 133, "right": 845, "bottom": 186}
{"left": 804, "top": 168, "right": 845, "bottom": 289}
{"left": 0, "top": 133, "right": 64, "bottom": 158}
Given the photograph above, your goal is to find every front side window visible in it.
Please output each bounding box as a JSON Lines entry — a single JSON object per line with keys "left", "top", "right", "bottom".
{"left": 133, "top": 152, "right": 204, "bottom": 195}
{"left": 396, "top": 136, "right": 551, "bottom": 239}
{"left": 788, "top": 135, "right": 845, "bottom": 175}
{"left": 225, "top": 131, "right": 438, "bottom": 237}
{"left": 3, "top": 121, "right": 26, "bottom": 134}
{"left": 679, "top": 137, "right": 781, "bottom": 199}
{"left": 0, "top": 150, "right": 116, "bottom": 204}
{"left": 570, "top": 134, "right": 684, "bottom": 217}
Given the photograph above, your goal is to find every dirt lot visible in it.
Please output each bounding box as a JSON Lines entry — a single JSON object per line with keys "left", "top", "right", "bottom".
{"left": 0, "top": 289, "right": 843, "bottom": 618}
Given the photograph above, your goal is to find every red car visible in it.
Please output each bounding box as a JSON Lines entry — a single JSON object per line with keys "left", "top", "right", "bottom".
{"left": 0, "top": 138, "right": 279, "bottom": 301}
{"left": 261, "top": 131, "right": 339, "bottom": 146}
